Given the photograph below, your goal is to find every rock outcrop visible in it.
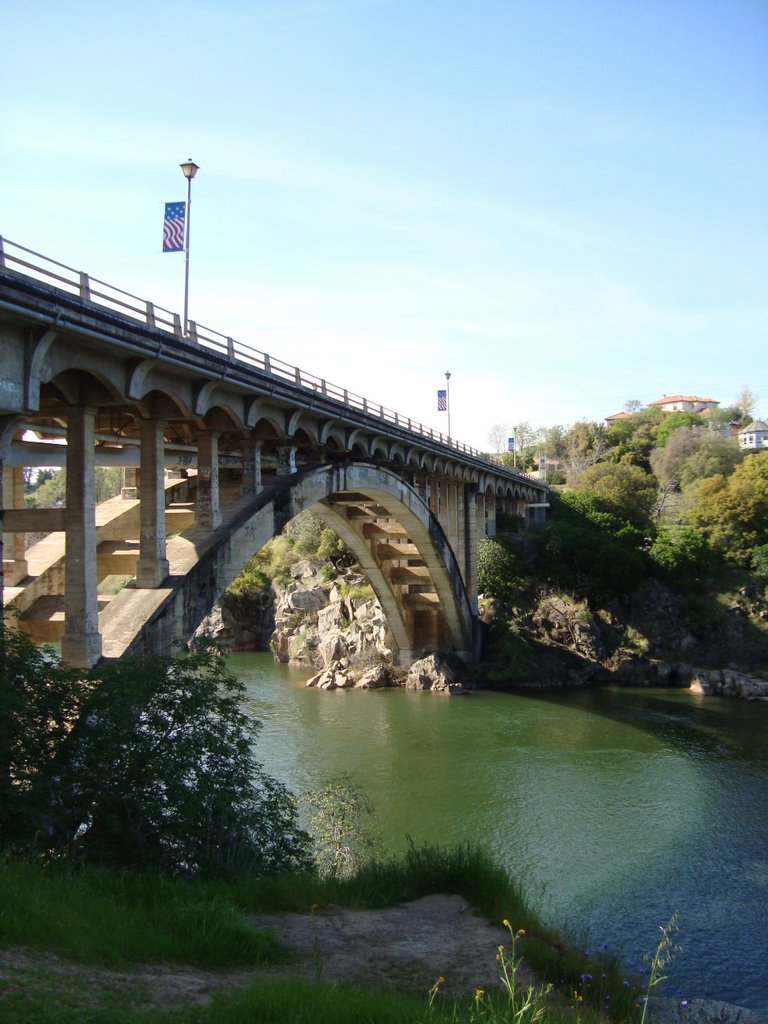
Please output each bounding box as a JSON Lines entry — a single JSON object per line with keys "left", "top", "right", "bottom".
{"left": 270, "top": 559, "right": 394, "bottom": 674}
{"left": 690, "top": 668, "right": 768, "bottom": 700}
{"left": 405, "top": 653, "right": 469, "bottom": 695}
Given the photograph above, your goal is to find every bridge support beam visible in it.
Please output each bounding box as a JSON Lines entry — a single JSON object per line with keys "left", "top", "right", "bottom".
{"left": 242, "top": 438, "right": 263, "bottom": 496}
{"left": 2, "top": 465, "right": 28, "bottom": 585}
{"left": 196, "top": 431, "right": 221, "bottom": 529}
{"left": 464, "top": 485, "right": 478, "bottom": 614}
{"left": 276, "top": 445, "right": 297, "bottom": 475}
{"left": 61, "top": 405, "right": 102, "bottom": 669}
{"left": 136, "top": 418, "right": 169, "bottom": 588}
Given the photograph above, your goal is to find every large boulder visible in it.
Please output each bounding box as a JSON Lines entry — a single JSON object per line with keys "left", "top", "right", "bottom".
{"left": 405, "top": 654, "right": 468, "bottom": 695}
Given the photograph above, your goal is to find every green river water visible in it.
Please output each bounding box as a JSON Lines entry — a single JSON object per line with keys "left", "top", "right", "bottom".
{"left": 230, "top": 652, "right": 768, "bottom": 1012}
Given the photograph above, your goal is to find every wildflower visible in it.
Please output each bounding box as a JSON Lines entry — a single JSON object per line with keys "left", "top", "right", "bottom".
{"left": 502, "top": 918, "right": 511, "bottom": 928}
{"left": 437, "top": 976, "right": 445, "bottom": 985}
{"left": 517, "top": 928, "right": 526, "bottom": 937}
{"left": 681, "top": 1000, "right": 689, "bottom": 1010}
{"left": 311, "top": 903, "right": 319, "bottom": 911}
{"left": 474, "top": 987, "right": 485, "bottom": 1001}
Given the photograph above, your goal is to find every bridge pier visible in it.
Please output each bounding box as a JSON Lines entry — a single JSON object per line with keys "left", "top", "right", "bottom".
{"left": 61, "top": 405, "right": 102, "bottom": 669}
{"left": 135, "top": 418, "right": 169, "bottom": 588}
{"left": 196, "top": 431, "right": 221, "bottom": 529}
{"left": 2, "top": 465, "right": 28, "bottom": 585}
{"left": 241, "top": 438, "right": 263, "bottom": 496}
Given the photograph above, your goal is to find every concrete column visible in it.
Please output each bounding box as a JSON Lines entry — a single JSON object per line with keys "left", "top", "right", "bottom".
{"left": 61, "top": 405, "right": 102, "bottom": 668}
{"left": 121, "top": 466, "right": 138, "bottom": 500}
{"left": 442, "top": 477, "right": 455, "bottom": 549}
{"left": 276, "top": 445, "right": 297, "bottom": 476}
{"left": 455, "top": 481, "right": 466, "bottom": 581}
{"left": 242, "top": 438, "right": 263, "bottom": 496}
{"left": 464, "top": 485, "right": 479, "bottom": 614}
{"left": 196, "top": 431, "right": 221, "bottom": 529}
{"left": 485, "top": 492, "right": 497, "bottom": 538}
{"left": 136, "top": 419, "right": 169, "bottom": 588}
{"left": 427, "top": 475, "right": 438, "bottom": 514}
{"left": 2, "top": 465, "right": 28, "bottom": 585}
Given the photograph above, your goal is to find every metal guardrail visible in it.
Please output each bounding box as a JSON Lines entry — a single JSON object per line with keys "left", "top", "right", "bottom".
{"left": 0, "top": 236, "right": 539, "bottom": 480}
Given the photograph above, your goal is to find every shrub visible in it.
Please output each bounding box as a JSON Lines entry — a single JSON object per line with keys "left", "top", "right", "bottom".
{"left": 477, "top": 538, "right": 523, "bottom": 605}
{"left": 648, "top": 526, "right": 712, "bottom": 582}
{"left": 0, "top": 627, "right": 312, "bottom": 877}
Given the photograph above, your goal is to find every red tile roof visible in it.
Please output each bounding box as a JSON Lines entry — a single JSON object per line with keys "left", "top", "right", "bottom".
{"left": 648, "top": 395, "right": 719, "bottom": 406}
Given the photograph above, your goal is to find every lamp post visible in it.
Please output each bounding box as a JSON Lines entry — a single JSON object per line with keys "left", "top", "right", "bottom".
{"left": 180, "top": 159, "right": 199, "bottom": 336}
{"left": 445, "top": 371, "right": 452, "bottom": 440}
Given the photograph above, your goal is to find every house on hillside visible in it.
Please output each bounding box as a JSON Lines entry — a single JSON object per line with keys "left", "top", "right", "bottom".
{"left": 647, "top": 395, "right": 720, "bottom": 415}
{"left": 738, "top": 420, "right": 768, "bottom": 451}
{"left": 604, "top": 394, "right": 720, "bottom": 424}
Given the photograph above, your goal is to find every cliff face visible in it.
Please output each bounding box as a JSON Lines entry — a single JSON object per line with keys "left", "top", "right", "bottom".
{"left": 267, "top": 558, "right": 393, "bottom": 672}
{"left": 479, "top": 579, "right": 768, "bottom": 699}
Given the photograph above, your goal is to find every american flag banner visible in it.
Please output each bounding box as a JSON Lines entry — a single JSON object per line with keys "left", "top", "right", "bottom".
{"left": 437, "top": 389, "right": 447, "bottom": 411}
{"left": 163, "top": 201, "right": 185, "bottom": 252}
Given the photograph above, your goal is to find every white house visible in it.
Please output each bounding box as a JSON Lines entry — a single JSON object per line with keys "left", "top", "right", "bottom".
{"left": 647, "top": 394, "right": 720, "bottom": 415}
{"left": 738, "top": 420, "right": 768, "bottom": 451}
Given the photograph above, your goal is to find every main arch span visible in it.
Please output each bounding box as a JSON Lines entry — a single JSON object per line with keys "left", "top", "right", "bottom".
{"left": 0, "top": 238, "right": 550, "bottom": 667}
{"left": 105, "top": 462, "right": 476, "bottom": 667}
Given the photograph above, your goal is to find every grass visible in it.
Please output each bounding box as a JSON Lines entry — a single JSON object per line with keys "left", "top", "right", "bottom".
{"left": 0, "top": 844, "right": 645, "bottom": 1024}
{"left": 0, "top": 859, "right": 282, "bottom": 969}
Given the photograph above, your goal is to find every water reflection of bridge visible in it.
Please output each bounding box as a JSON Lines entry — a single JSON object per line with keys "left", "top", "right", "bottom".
{"left": 0, "top": 238, "right": 548, "bottom": 668}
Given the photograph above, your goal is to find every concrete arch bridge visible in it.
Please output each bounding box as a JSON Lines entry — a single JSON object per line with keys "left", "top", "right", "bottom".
{"left": 0, "top": 238, "right": 549, "bottom": 668}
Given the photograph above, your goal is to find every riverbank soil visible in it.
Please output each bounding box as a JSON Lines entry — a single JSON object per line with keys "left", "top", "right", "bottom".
{"left": 3, "top": 898, "right": 765, "bottom": 1021}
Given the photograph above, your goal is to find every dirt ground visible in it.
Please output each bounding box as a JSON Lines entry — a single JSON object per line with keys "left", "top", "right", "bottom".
{"left": 2, "top": 897, "right": 765, "bottom": 1023}
{"left": 0, "top": 895, "right": 528, "bottom": 1013}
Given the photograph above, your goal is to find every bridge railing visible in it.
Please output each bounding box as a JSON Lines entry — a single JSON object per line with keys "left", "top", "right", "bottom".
{"left": 0, "top": 236, "right": 540, "bottom": 480}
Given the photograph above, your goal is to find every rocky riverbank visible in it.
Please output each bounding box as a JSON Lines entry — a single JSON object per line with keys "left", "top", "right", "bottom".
{"left": 196, "top": 558, "right": 768, "bottom": 700}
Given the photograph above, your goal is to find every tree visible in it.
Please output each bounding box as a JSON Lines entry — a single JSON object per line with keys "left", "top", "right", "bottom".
{"left": 540, "top": 424, "right": 568, "bottom": 463}
{"left": 563, "top": 421, "right": 609, "bottom": 475}
{"left": 735, "top": 385, "right": 758, "bottom": 420}
{"left": 684, "top": 452, "right": 768, "bottom": 565}
{"left": 606, "top": 407, "right": 664, "bottom": 470}
{"left": 650, "top": 426, "right": 742, "bottom": 491}
{"left": 487, "top": 423, "right": 508, "bottom": 455}
{"left": 304, "top": 772, "right": 380, "bottom": 878}
{"left": 654, "top": 412, "right": 705, "bottom": 448}
{"left": 1, "top": 630, "right": 312, "bottom": 876}
{"left": 24, "top": 468, "right": 123, "bottom": 508}
{"left": 569, "top": 462, "right": 657, "bottom": 528}
{"left": 477, "top": 538, "right": 523, "bottom": 605}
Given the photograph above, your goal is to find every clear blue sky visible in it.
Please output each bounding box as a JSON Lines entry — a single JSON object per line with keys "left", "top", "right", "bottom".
{"left": 2, "top": 0, "right": 766, "bottom": 450}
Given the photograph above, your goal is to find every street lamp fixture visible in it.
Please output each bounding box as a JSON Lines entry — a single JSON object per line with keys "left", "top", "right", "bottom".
{"left": 180, "top": 159, "right": 200, "bottom": 335}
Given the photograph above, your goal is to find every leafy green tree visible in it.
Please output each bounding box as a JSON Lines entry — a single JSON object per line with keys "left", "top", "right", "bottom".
{"left": 477, "top": 538, "right": 523, "bottom": 605}
{"left": 648, "top": 526, "right": 713, "bottom": 582}
{"left": 684, "top": 452, "right": 768, "bottom": 565}
{"left": 568, "top": 462, "right": 657, "bottom": 528}
{"left": 539, "top": 424, "right": 568, "bottom": 463}
{"left": 606, "top": 407, "right": 663, "bottom": 469}
{"left": 563, "top": 420, "right": 609, "bottom": 474}
{"left": 650, "top": 426, "right": 742, "bottom": 490}
{"left": 537, "top": 520, "right": 644, "bottom": 599}
{"left": 24, "top": 468, "right": 123, "bottom": 508}
{"left": 0, "top": 628, "right": 87, "bottom": 846}
{"left": 1, "top": 629, "right": 312, "bottom": 876}
{"left": 655, "top": 412, "right": 705, "bottom": 447}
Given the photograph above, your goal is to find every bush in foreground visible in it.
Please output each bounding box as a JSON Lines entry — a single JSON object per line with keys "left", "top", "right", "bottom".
{"left": 0, "top": 626, "right": 311, "bottom": 877}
